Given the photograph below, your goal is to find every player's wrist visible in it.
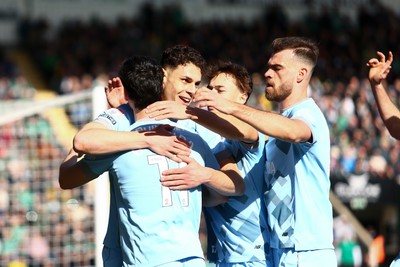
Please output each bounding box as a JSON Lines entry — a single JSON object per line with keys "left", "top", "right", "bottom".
{"left": 132, "top": 131, "right": 151, "bottom": 149}
{"left": 371, "top": 81, "right": 385, "bottom": 92}
{"left": 201, "top": 167, "right": 214, "bottom": 186}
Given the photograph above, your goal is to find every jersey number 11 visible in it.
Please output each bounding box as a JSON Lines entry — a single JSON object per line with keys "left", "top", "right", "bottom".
{"left": 148, "top": 155, "right": 189, "bottom": 207}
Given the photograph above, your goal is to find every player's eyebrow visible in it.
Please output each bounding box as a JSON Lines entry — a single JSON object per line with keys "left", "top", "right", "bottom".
{"left": 181, "top": 75, "right": 193, "bottom": 82}
{"left": 267, "top": 62, "right": 283, "bottom": 70}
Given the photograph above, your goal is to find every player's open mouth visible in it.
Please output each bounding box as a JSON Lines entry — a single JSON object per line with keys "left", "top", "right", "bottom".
{"left": 265, "top": 84, "right": 273, "bottom": 90}
{"left": 180, "top": 96, "right": 192, "bottom": 105}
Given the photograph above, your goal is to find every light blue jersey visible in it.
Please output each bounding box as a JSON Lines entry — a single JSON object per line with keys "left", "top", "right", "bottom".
{"left": 264, "top": 98, "right": 333, "bottom": 251}
{"left": 82, "top": 119, "right": 220, "bottom": 266}
{"left": 177, "top": 119, "right": 223, "bottom": 151}
{"left": 95, "top": 103, "right": 135, "bottom": 131}
{"left": 94, "top": 104, "right": 135, "bottom": 252}
{"left": 205, "top": 133, "right": 270, "bottom": 265}
{"left": 95, "top": 104, "right": 223, "bottom": 266}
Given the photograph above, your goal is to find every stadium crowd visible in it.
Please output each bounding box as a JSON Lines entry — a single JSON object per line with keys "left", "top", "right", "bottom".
{"left": 1, "top": 0, "right": 400, "bottom": 266}
{"left": 16, "top": 0, "right": 400, "bottom": 182}
{"left": 0, "top": 50, "right": 95, "bottom": 265}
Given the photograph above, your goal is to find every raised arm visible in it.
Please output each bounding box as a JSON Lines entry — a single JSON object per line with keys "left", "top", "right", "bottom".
{"left": 366, "top": 51, "right": 400, "bottom": 139}
{"left": 105, "top": 77, "right": 128, "bottom": 108}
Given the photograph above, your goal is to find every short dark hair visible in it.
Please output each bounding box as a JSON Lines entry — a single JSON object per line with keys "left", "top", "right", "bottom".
{"left": 271, "top": 37, "right": 319, "bottom": 69}
{"left": 207, "top": 61, "right": 253, "bottom": 103}
{"left": 161, "top": 45, "right": 206, "bottom": 74}
{"left": 118, "top": 55, "right": 163, "bottom": 110}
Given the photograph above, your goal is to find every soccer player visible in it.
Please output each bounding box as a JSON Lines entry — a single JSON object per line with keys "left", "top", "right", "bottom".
{"left": 146, "top": 61, "right": 271, "bottom": 266}
{"left": 60, "top": 55, "right": 241, "bottom": 266}
{"left": 60, "top": 45, "right": 244, "bottom": 266}
{"left": 192, "top": 37, "right": 337, "bottom": 266}
{"left": 366, "top": 51, "right": 400, "bottom": 267}
{"left": 204, "top": 62, "right": 269, "bottom": 266}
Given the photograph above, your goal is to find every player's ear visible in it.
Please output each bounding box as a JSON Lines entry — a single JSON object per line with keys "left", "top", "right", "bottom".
{"left": 162, "top": 68, "right": 168, "bottom": 86}
{"left": 297, "top": 67, "right": 308, "bottom": 83}
{"left": 239, "top": 92, "right": 248, "bottom": 104}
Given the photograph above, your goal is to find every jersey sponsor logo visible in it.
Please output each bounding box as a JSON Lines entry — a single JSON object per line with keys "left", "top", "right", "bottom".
{"left": 265, "top": 161, "right": 276, "bottom": 175}
{"left": 98, "top": 112, "right": 117, "bottom": 125}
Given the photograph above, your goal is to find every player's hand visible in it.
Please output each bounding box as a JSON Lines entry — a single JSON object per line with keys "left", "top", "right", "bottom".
{"left": 160, "top": 155, "right": 212, "bottom": 190}
{"left": 146, "top": 100, "right": 197, "bottom": 120}
{"left": 144, "top": 125, "right": 191, "bottom": 162}
{"left": 105, "top": 77, "right": 128, "bottom": 108}
{"left": 193, "top": 87, "right": 234, "bottom": 115}
{"left": 366, "top": 51, "right": 393, "bottom": 86}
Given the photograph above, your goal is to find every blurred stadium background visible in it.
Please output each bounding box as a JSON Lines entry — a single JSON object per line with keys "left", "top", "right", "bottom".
{"left": 1, "top": 0, "right": 400, "bottom": 266}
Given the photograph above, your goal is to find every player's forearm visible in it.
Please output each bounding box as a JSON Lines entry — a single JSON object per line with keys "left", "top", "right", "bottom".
{"left": 73, "top": 129, "right": 149, "bottom": 155}
{"left": 203, "top": 168, "right": 245, "bottom": 196}
{"left": 230, "top": 103, "right": 306, "bottom": 142}
{"left": 59, "top": 150, "right": 92, "bottom": 189}
{"left": 372, "top": 83, "right": 400, "bottom": 139}
{"left": 192, "top": 108, "right": 258, "bottom": 142}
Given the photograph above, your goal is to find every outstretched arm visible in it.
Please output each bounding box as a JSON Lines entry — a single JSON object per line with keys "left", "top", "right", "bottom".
{"left": 189, "top": 106, "right": 259, "bottom": 143}
{"left": 366, "top": 51, "right": 400, "bottom": 139}
{"left": 193, "top": 89, "right": 311, "bottom": 143}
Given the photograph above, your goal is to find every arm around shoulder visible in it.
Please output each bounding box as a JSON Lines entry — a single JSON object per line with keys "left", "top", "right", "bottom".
{"left": 59, "top": 148, "right": 97, "bottom": 190}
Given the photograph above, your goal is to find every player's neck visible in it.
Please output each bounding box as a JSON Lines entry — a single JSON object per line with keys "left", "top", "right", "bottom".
{"left": 133, "top": 109, "right": 149, "bottom": 121}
